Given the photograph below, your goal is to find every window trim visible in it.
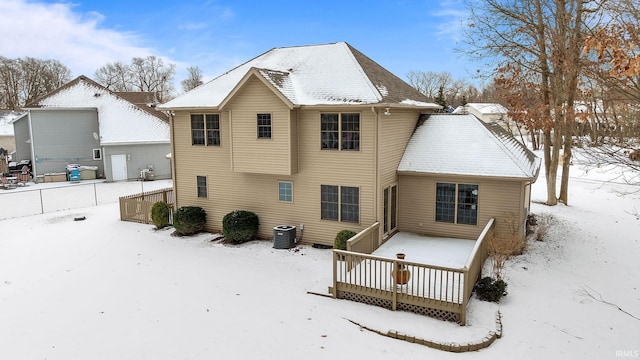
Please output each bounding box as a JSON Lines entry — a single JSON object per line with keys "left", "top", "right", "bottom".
{"left": 92, "top": 148, "right": 102, "bottom": 160}
{"left": 257, "top": 113, "right": 272, "bottom": 139}
{"left": 321, "top": 184, "right": 360, "bottom": 223}
{"left": 435, "top": 182, "right": 478, "bottom": 225}
{"left": 196, "top": 175, "right": 207, "bottom": 198}
{"left": 191, "top": 113, "right": 221, "bottom": 146}
{"left": 320, "top": 112, "right": 360, "bottom": 151}
{"left": 278, "top": 181, "right": 293, "bottom": 203}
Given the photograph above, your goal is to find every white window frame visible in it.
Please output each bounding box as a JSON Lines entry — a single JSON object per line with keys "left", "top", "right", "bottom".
{"left": 278, "top": 181, "right": 293, "bottom": 203}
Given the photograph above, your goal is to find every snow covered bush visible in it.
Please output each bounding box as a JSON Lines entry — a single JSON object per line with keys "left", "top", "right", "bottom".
{"left": 151, "top": 201, "right": 171, "bottom": 229}
{"left": 173, "top": 206, "right": 207, "bottom": 236}
{"left": 473, "top": 276, "right": 508, "bottom": 303}
{"left": 334, "top": 230, "right": 357, "bottom": 250}
{"left": 222, "top": 210, "right": 259, "bottom": 244}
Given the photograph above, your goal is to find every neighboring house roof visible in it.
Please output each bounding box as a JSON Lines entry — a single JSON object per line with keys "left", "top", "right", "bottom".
{"left": 455, "top": 103, "right": 509, "bottom": 116}
{"left": 114, "top": 92, "right": 168, "bottom": 122}
{"left": 0, "top": 110, "right": 24, "bottom": 136}
{"left": 25, "top": 76, "right": 169, "bottom": 145}
{"left": 160, "top": 42, "right": 440, "bottom": 110}
{"left": 398, "top": 114, "right": 540, "bottom": 179}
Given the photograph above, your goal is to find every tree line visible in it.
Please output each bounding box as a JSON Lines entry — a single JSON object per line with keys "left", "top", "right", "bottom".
{"left": 0, "top": 55, "right": 204, "bottom": 109}
{"left": 408, "top": 0, "right": 640, "bottom": 206}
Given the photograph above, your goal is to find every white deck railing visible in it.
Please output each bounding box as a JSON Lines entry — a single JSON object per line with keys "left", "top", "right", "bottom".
{"left": 331, "top": 218, "right": 495, "bottom": 325}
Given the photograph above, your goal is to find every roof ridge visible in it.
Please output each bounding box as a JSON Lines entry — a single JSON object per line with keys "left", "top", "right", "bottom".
{"left": 473, "top": 117, "right": 538, "bottom": 177}
{"left": 339, "top": 43, "right": 383, "bottom": 102}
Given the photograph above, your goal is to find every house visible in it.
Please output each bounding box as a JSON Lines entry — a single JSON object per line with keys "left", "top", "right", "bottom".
{"left": 13, "top": 76, "right": 171, "bottom": 182}
{"left": 159, "top": 42, "right": 540, "bottom": 247}
{"left": 453, "top": 102, "right": 523, "bottom": 135}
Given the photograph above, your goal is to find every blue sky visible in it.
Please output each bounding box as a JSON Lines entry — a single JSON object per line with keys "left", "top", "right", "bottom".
{"left": 1, "top": 0, "right": 481, "bottom": 93}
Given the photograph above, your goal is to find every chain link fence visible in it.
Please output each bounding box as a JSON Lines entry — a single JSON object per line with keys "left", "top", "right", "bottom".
{"left": 0, "top": 179, "right": 172, "bottom": 220}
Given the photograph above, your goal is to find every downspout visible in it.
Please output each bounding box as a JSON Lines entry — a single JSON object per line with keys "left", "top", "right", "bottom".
{"left": 371, "top": 106, "right": 380, "bottom": 245}
{"left": 228, "top": 110, "right": 234, "bottom": 172}
{"left": 168, "top": 111, "right": 178, "bottom": 207}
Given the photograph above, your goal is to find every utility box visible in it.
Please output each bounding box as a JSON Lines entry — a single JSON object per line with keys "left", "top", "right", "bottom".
{"left": 273, "top": 225, "right": 296, "bottom": 249}
{"left": 140, "top": 168, "right": 154, "bottom": 181}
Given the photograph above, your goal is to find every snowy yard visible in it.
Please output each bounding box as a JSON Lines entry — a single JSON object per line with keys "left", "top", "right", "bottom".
{"left": 0, "top": 161, "right": 639, "bottom": 359}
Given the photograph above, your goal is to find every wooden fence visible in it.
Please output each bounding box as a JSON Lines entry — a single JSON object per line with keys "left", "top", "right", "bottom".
{"left": 119, "top": 187, "right": 174, "bottom": 224}
{"left": 330, "top": 218, "right": 494, "bottom": 325}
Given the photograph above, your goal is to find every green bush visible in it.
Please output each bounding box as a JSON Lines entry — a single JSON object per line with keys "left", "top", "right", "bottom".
{"left": 473, "top": 276, "right": 508, "bottom": 302}
{"left": 222, "top": 210, "right": 259, "bottom": 244}
{"left": 150, "top": 201, "right": 171, "bottom": 229}
{"left": 334, "top": 229, "right": 357, "bottom": 250}
{"left": 173, "top": 206, "right": 207, "bottom": 236}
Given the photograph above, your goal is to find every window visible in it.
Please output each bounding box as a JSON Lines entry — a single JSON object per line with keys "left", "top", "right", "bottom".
{"left": 383, "top": 185, "right": 397, "bottom": 234}
{"left": 92, "top": 148, "right": 102, "bottom": 160}
{"left": 321, "top": 185, "right": 359, "bottom": 223}
{"left": 191, "top": 114, "right": 221, "bottom": 146}
{"left": 436, "top": 183, "right": 478, "bottom": 225}
{"left": 321, "top": 185, "right": 339, "bottom": 220}
{"left": 341, "top": 113, "right": 360, "bottom": 150}
{"left": 341, "top": 186, "right": 359, "bottom": 223}
{"left": 257, "top": 113, "right": 272, "bottom": 139}
{"left": 321, "top": 113, "right": 360, "bottom": 150}
{"left": 197, "top": 176, "right": 207, "bottom": 198}
{"left": 206, "top": 114, "right": 220, "bottom": 146}
{"left": 191, "top": 114, "right": 205, "bottom": 145}
{"left": 321, "top": 114, "right": 339, "bottom": 149}
{"left": 278, "top": 181, "right": 293, "bottom": 202}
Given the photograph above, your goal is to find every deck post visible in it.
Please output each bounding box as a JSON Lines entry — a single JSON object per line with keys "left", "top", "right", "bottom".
{"left": 332, "top": 251, "right": 338, "bottom": 298}
{"left": 460, "top": 269, "right": 469, "bottom": 325}
{"left": 391, "top": 259, "right": 398, "bottom": 311}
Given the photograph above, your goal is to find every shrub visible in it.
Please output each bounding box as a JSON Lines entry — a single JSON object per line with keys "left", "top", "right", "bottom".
{"left": 222, "top": 210, "right": 259, "bottom": 244}
{"left": 474, "top": 276, "right": 508, "bottom": 303}
{"left": 150, "top": 201, "right": 171, "bottom": 229}
{"left": 334, "top": 229, "right": 357, "bottom": 250}
{"left": 173, "top": 206, "right": 207, "bottom": 236}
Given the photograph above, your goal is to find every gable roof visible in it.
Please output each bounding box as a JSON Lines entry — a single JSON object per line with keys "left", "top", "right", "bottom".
{"left": 398, "top": 114, "right": 540, "bottom": 180}
{"left": 160, "top": 42, "right": 439, "bottom": 110}
{"left": 26, "top": 76, "right": 169, "bottom": 145}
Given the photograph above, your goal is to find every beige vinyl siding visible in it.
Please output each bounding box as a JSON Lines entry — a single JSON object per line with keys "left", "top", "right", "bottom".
{"left": 170, "top": 106, "right": 378, "bottom": 246}
{"left": 398, "top": 174, "right": 527, "bottom": 240}
{"left": 377, "top": 109, "right": 421, "bottom": 240}
{"left": 379, "top": 109, "right": 420, "bottom": 187}
{"left": 227, "top": 75, "right": 295, "bottom": 175}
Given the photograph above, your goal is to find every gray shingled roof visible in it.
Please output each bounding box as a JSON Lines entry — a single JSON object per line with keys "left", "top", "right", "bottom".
{"left": 398, "top": 114, "right": 541, "bottom": 179}
{"left": 161, "top": 42, "right": 439, "bottom": 110}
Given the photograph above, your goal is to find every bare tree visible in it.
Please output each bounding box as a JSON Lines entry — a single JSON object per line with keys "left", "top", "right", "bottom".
{"left": 0, "top": 56, "right": 71, "bottom": 109}
{"left": 407, "top": 70, "right": 482, "bottom": 108}
{"left": 95, "top": 56, "right": 176, "bottom": 102}
{"left": 463, "top": 0, "right": 599, "bottom": 206}
{"left": 181, "top": 66, "right": 204, "bottom": 92}
{"left": 94, "top": 61, "right": 131, "bottom": 92}
{"left": 577, "top": 0, "right": 640, "bottom": 184}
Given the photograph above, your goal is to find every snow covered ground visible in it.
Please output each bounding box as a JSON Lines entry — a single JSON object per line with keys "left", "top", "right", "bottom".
{"left": 0, "top": 158, "right": 638, "bottom": 359}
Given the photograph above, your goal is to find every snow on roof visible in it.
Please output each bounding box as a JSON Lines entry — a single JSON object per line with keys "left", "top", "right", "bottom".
{"left": 32, "top": 77, "right": 169, "bottom": 145}
{"left": 160, "top": 42, "right": 439, "bottom": 109}
{"left": 465, "top": 103, "right": 508, "bottom": 115}
{"left": 398, "top": 114, "right": 540, "bottom": 179}
{"left": 0, "top": 111, "right": 24, "bottom": 136}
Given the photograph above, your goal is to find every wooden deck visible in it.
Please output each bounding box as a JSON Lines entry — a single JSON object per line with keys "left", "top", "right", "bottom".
{"left": 330, "top": 219, "right": 494, "bottom": 325}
